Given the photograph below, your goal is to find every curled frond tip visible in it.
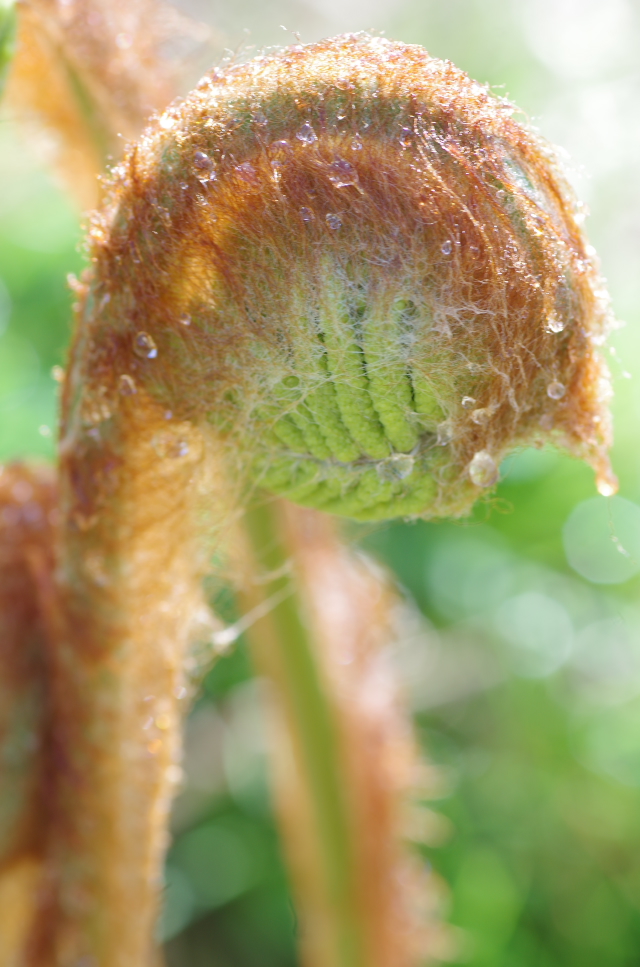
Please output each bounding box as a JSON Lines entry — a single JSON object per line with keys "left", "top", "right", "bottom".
{"left": 74, "top": 33, "right": 616, "bottom": 522}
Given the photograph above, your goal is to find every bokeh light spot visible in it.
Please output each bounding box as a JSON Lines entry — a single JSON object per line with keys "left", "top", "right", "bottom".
{"left": 563, "top": 496, "right": 640, "bottom": 584}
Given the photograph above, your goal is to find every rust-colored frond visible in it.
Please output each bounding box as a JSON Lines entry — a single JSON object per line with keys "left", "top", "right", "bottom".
{"left": 6, "top": 0, "right": 204, "bottom": 207}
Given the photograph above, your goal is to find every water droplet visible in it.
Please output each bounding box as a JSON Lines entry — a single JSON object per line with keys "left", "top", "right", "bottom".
{"left": 437, "top": 421, "right": 453, "bottom": 446}
{"left": 441, "top": 240, "right": 453, "bottom": 255}
{"left": 118, "top": 374, "right": 137, "bottom": 396}
{"left": 51, "top": 365, "right": 65, "bottom": 383}
{"left": 461, "top": 396, "right": 476, "bottom": 409}
{"left": 253, "top": 111, "right": 268, "bottom": 127}
{"left": 350, "top": 133, "right": 363, "bottom": 151}
{"left": 377, "top": 453, "right": 415, "bottom": 482}
{"left": 597, "top": 474, "right": 618, "bottom": 497}
{"left": 300, "top": 206, "right": 314, "bottom": 222}
{"left": 193, "top": 150, "right": 212, "bottom": 171}
{"left": 180, "top": 182, "right": 189, "bottom": 191}
{"left": 469, "top": 450, "right": 499, "bottom": 487}
{"left": 546, "top": 313, "right": 565, "bottom": 334}
{"left": 471, "top": 407, "right": 492, "bottom": 425}
{"left": 547, "top": 380, "right": 566, "bottom": 400}
{"left": 326, "top": 213, "right": 342, "bottom": 230}
{"left": 296, "top": 122, "right": 317, "bottom": 145}
{"left": 159, "top": 113, "right": 176, "bottom": 130}
{"left": 235, "top": 162, "right": 258, "bottom": 185}
{"left": 179, "top": 313, "right": 191, "bottom": 326}
{"left": 334, "top": 77, "right": 353, "bottom": 91}
{"left": 496, "top": 188, "right": 506, "bottom": 201}
{"left": 271, "top": 160, "right": 283, "bottom": 183}
{"left": 270, "top": 139, "right": 292, "bottom": 158}
{"left": 283, "top": 375, "right": 300, "bottom": 387}
{"left": 327, "top": 158, "right": 359, "bottom": 188}
{"left": 192, "top": 151, "right": 216, "bottom": 184}
{"left": 399, "top": 126, "right": 413, "bottom": 148}
{"left": 134, "top": 332, "right": 158, "bottom": 359}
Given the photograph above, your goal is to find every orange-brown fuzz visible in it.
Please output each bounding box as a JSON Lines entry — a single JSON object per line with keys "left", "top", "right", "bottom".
{"left": 0, "top": 464, "right": 57, "bottom": 964}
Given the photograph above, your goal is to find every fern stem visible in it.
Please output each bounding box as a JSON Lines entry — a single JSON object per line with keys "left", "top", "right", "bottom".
{"left": 242, "top": 496, "right": 366, "bottom": 967}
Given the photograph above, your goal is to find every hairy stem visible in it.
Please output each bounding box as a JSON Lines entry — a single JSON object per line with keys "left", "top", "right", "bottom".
{"left": 28, "top": 397, "right": 208, "bottom": 965}
{"left": 241, "top": 497, "right": 365, "bottom": 967}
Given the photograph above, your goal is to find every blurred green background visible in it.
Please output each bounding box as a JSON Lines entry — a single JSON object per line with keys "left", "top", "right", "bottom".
{"left": 3, "top": 0, "right": 640, "bottom": 964}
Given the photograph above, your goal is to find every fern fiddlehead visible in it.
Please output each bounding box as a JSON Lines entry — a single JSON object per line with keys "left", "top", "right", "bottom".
{"left": 6, "top": 32, "right": 616, "bottom": 966}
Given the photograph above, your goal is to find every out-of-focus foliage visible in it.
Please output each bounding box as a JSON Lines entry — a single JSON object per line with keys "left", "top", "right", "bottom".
{"left": 0, "top": 1, "right": 17, "bottom": 97}
{"left": 0, "top": 125, "right": 80, "bottom": 461}
{"left": 3, "top": 0, "right": 640, "bottom": 964}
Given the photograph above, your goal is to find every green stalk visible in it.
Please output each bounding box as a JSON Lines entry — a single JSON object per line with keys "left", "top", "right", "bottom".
{"left": 242, "top": 496, "right": 365, "bottom": 967}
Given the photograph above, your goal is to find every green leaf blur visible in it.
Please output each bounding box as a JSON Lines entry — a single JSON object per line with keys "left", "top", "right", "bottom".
{"left": 0, "top": 0, "right": 17, "bottom": 99}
